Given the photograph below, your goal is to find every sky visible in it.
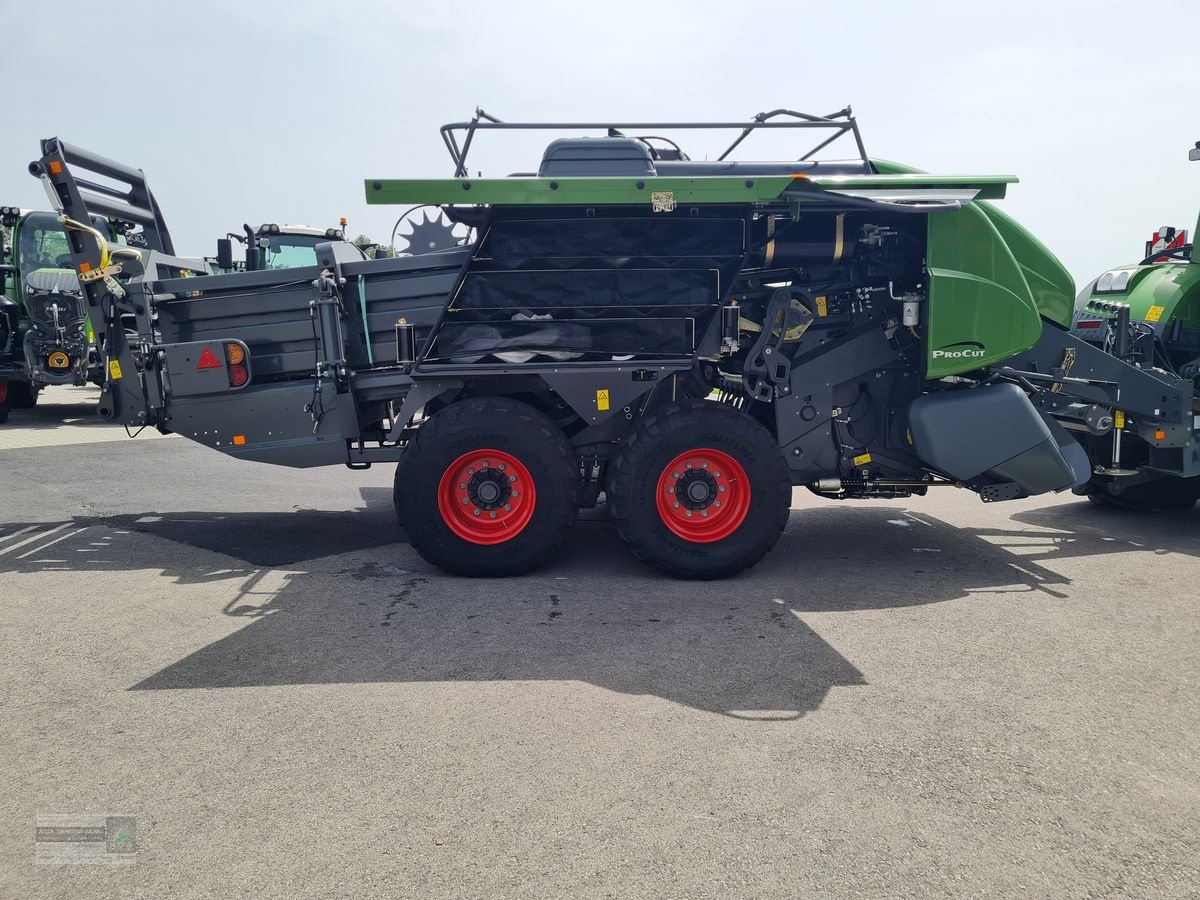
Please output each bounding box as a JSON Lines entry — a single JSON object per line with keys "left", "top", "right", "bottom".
{"left": 3, "top": 0, "right": 1198, "bottom": 284}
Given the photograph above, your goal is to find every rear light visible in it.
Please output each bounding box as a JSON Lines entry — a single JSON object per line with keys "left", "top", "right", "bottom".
{"left": 1077, "top": 320, "right": 1102, "bottom": 329}
{"left": 223, "top": 342, "right": 250, "bottom": 388}
{"left": 229, "top": 364, "right": 249, "bottom": 387}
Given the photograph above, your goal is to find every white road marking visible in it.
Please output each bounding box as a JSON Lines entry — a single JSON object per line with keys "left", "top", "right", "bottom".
{"left": 0, "top": 523, "right": 70, "bottom": 556}
{"left": 17, "top": 527, "right": 89, "bottom": 559}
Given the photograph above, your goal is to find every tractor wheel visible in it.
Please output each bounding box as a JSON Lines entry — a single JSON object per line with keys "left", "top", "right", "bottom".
{"left": 1087, "top": 475, "right": 1200, "bottom": 512}
{"left": 8, "top": 382, "right": 39, "bottom": 409}
{"left": 394, "top": 396, "right": 578, "bottom": 576}
{"left": 0, "top": 381, "right": 10, "bottom": 425}
{"left": 608, "top": 400, "right": 790, "bottom": 579}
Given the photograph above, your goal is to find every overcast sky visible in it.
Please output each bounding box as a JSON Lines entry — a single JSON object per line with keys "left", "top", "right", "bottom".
{"left": 3, "top": 0, "right": 1197, "bottom": 283}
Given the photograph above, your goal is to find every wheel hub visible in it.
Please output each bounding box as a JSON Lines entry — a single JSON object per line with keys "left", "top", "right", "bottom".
{"left": 675, "top": 470, "right": 718, "bottom": 508}
{"left": 468, "top": 469, "right": 510, "bottom": 509}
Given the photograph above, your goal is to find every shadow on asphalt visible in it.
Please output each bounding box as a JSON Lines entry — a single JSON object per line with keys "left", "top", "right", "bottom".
{"left": 1, "top": 396, "right": 111, "bottom": 431}
{"left": 2, "top": 490, "right": 1196, "bottom": 717}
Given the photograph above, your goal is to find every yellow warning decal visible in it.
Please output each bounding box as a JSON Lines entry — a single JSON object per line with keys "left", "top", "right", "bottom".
{"left": 852, "top": 452, "right": 872, "bottom": 467}
{"left": 815, "top": 296, "right": 828, "bottom": 317}
{"left": 108, "top": 360, "right": 123, "bottom": 381}
{"left": 1114, "top": 410, "right": 1125, "bottom": 430}
{"left": 596, "top": 389, "right": 610, "bottom": 411}
{"left": 1146, "top": 305, "right": 1165, "bottom": 323}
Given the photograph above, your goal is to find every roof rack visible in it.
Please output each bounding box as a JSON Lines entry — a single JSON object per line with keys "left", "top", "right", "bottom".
{"left": 439, "top": 107, "right": 868, "bottom": 177}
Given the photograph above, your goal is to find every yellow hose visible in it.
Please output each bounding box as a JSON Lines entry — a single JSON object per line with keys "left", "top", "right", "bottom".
{"left": 58, "top": 215, "right": 110, "bottom": 270}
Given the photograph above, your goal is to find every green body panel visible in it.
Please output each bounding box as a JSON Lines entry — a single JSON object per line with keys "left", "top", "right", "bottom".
{"left": 366, "top": 175, "right": 799, "bottom": 206}
{"left": 924, "top": 206, "right": 1045, "bottom": 377}
{"left": 365, "top": 173, "right": 1018, "bottom": 207}
{"left": 1087, "top": 261, "right": 1200, "bottom": 329}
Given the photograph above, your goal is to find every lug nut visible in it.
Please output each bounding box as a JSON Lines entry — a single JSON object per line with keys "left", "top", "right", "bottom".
{"left": 473, "top": 509, "right": 481, "bottom": 516}
{"left": 489, "top": 511, "right": 496, "bottom": 519}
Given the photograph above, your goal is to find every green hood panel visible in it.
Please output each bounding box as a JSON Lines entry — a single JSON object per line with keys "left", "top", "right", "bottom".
{"left": 925, "top": 206, "right": 1045, "bottom": 377}
{"left": 975, "top": 202, "right": 1075, "bottom": 328}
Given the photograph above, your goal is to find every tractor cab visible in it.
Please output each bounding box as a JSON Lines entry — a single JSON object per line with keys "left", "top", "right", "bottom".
{"left": 214, "top": 222, "right": 358, "bottom": 272}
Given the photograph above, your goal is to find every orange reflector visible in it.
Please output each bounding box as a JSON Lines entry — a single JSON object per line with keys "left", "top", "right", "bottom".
{"left": 1155, "top": 429, "right": 1166, "bottom": 440}
{"left": 232, "top": 435, "right": 247, "bottom": 446}
{"left": 78, "top": 262, "right": 92, "bottom": 273}
{"left": 225, "top": 342, "right": 245, "bottom": 365}
{"left": 228, "top": 364, "right": 249, "bottom": 387}
{"left": 48, "top": 160, "right": 63, "bottom": 174}
{"left": 791, "top": 174, "right": 808, "bottom": 180}
{"left": 196, "top": 346, "right": 222, "bottom": 369}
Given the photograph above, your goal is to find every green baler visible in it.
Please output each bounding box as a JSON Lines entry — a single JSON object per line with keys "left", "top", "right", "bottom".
{"left": 28, "top": 111, "right": 1200, "bottom": 578}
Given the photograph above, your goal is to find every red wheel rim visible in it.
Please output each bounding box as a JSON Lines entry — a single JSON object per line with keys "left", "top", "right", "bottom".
{"left": 436, "top": 449, "right": 537, "bottom": 545}
{"left": 655, "top": 447, "right": 751, "bottom": 543}
{"left": 0, "top": 382, "right": 7, "bottom": 404}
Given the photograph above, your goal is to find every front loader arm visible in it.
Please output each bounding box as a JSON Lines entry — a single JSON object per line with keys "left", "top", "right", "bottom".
{"left": 29, "top": 138, "right": 197, "bottom": 427}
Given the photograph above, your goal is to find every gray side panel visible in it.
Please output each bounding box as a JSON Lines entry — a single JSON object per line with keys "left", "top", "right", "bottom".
{"left": 164, "top": 380, "right": 358, "bottom": 468}
{"left": 153, "top": 254, "right": 464, "bottom": 380}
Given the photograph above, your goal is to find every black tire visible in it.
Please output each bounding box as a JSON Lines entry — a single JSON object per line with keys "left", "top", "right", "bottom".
{"left": 394, "top": 396, "right": 578, "bottom": 576}
{"left": 1086, "top": 475, "right": 1200, "bottom": 512}
{"left": 608, "top": 400, "right": 790, "bottom": 578}
{"left": 8, "top": 382, "right": 38, "bottom": 409}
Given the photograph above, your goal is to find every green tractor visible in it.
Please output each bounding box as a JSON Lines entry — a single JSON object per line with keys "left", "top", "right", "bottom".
{"left": 0, "top": 206, "right": 124, "bottom": 422}
{"left": 1069, "top": 141, "right": 1200, "bottom": 510}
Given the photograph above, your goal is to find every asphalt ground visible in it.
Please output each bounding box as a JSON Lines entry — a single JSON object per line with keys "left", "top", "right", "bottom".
{"left": 2, "top": 387, "right": 1198, "bottom": 898}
